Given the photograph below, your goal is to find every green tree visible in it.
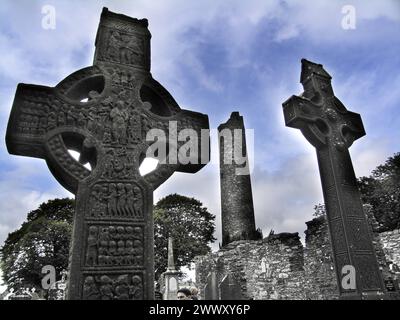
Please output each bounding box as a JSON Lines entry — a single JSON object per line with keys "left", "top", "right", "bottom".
{"left": 312, "top": 153, "right": 400, "bottom": 231}
{"left": 1, "top": 194, "right": 216, "bottom": 289}
{"left": 358, "top": 152, "right": 400, "bottom": 231}
{"left": 313, "top": 203, "right": 326, "bottom": 217}
{"left": 0, "top": 198, "right": 74, "bottom": 291}
{"left": 154, "top": 194, "right": 216, "bottom": 280}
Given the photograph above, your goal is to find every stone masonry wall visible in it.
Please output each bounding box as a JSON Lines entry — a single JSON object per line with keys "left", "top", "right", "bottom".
{"left": 195, "top": 208, "right": 400, "bottom": 300}
{"left": 304, "top": 216, "right": 337, "bottom": 300}
{"left": 195, "top": 233, "right": 306, "bottom": 300}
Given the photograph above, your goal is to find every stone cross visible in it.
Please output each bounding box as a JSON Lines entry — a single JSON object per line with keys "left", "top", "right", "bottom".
{"left": 167, "top": 236, "right": 177, "bottom": 272}
{"left": 282, "top": 59, "right": 386, "bottom": 299}
{"left": 6, "top": 8, "right": 209, "bottom": 300}
{"left": 163, "top": 236, "right": 180, "bottom": 300}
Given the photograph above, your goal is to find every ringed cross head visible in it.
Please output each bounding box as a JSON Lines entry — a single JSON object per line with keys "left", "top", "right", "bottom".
{"left": 6, "top": 8, "right": 210, "bottom": 300}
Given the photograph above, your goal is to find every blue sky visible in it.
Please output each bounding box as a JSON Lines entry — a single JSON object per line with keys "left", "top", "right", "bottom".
{"left": 0, "top": 0, "right": 399, "bottom": 252}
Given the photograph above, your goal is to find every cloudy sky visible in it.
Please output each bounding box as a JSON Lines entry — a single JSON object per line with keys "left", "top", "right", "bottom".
{"left": 0, "top": 0, "right": 399, "bottom": 254}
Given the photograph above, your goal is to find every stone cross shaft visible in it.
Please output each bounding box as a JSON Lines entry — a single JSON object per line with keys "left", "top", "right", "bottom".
{"left": 167, "top": 237, "right": 176, "bottom": 272}
{"left": 283, "top": 59, "right": 386, "bottom": 299}
{"left": 6, "top": 8, "right": 209, "bottom": 300}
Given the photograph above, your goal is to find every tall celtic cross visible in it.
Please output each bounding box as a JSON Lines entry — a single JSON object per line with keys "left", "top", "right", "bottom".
{"left": 283, "top": 59, "right": 386, "bottom": 299}
{"left": 6, "top": 8, "right": 209, "bottom": 300}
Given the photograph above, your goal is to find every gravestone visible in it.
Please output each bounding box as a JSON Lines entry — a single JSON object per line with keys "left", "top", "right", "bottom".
{"left": 8, "top": 288, "right": 32, "bottom": 300}
{"left": 219, "top": 274, "right": 243, "bottom": 300}
{"left": 282, "top": 59, "right": 386, "bottom": 299}
{"left": 204, "top": 272, "right": 219, "bottom": 300}
{"left": 6, "top": 8, "right": 209, "bottom": 300}
{"left": 48, "top": 270, "right": 68, "bottom": 300}
{"left": 384, "top": 279, "right": 397, "bottom": 292}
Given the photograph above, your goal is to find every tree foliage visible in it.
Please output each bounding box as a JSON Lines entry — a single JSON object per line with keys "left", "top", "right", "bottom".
{"left": 312, "top": 153, "right": 400, "bottom": 232}
{"left": 313, "top": 203, "right": 326, "bottom": 218}
{"left": 357, "top": 152, "right": 400, "bottom": 231}
{"left": 1, "top": 194, "right": 216, "bottom": 289}
{"left": 154, "top": 194, "right": 216, "bottom": 280}
{"left": 0, "top": 198, "right": 74, "bottom": 291}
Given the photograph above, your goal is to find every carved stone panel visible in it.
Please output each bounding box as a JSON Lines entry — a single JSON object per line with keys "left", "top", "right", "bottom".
{"left": 88, "top": 182, "right": 144, "bottom": 219}
{"left": 84, "top": 224, "right": 144, "bottom": 268}
{"left": 82, "top": 273, "right": 144, "bottom": 300}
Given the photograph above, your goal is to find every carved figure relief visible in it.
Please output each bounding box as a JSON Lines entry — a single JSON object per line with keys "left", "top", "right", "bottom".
{"left": 104, "top": 29, "right": 144, "bottom": 66}
{"left": 88, "top": 182, "right": 143, "bottom": 218}
{"left": 83, "top": 273, "right": 143, "bottom": 300}
{"left": 6, "top": 8, "right": 211, "bottom": 301}
{"left": 85, "top": 225, "right": 144, "bottom": 267}
{"left": 101, "top": 148, "right": 137, "bottom": 179}
{"left": 110, "top": 100, "right": 129, "bottom": 144}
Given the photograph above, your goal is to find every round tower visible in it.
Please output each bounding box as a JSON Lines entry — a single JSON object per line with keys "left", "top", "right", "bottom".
{"left": 218, "top": 112, "right": 260, "bottom": 246}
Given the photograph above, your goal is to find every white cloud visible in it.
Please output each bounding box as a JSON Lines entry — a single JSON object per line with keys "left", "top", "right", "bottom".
{"left": 269, "top": 0, "right": 400, "bottom": 45}
{"left": 153, "top": 149, "right": 325, "bottom": 248}
{"left": 0, "top": 148, "right": 72, "bottom": 245}
{"left": 1, "top": 0, "right": 397, "bottom": 96}
{"left": 154, "top": 163, "right": 221, "bottom": 252}
{"left": 0, "top": 0, "right": 398, "bottom": 252}
{"left": 0, "top": 190, "right": 59, "bottom": 244}
{"left": 274, "top": 23, "right": 300, "bottom": 42}
{"left": 351, "top": 137, "right": 395, "bottom": 178}
{"left": 252, "top": 153, "right": 323, "bottom": 238}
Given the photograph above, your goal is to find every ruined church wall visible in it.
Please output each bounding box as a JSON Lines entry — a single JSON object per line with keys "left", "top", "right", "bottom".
{"left": 302, "top": 207, "right": 400, "bottom": 300}
{"left": 195, "top": 207, "right": 400, "bottom": 300}
{"left": 363, "top": 206, "right": 400, "bottom": 275}
{"left": 304, "top": 216, "right": 338, "bottom": 300}
{"left": 195, "top": 234, "right": 306, "bottom": 300}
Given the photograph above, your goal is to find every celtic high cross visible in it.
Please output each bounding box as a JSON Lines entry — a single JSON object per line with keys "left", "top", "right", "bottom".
{"left": 6, "top": 8, "right": 209, "bottom": 300}
{"left": 283, "top": 59, "right": 386, "bottom": 299}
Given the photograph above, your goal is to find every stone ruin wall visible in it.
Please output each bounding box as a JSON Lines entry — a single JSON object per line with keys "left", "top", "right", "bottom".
{"left": 195, "top": 208, "right": 400, "bottom": 300}
{"left": 303, "top": 216, "right": 337, "bottom": 300}
{"left": 195, "top": 234, "right": 306, "bottom": 300}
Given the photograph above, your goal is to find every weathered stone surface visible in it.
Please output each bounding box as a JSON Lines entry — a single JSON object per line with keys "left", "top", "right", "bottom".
{"left": 220, "top": 273, "right": 243, "bottom": 300}
{"left": 304, "top": 216, "right": 338, "bottom": 300}
{"left": 195, "top": 233, "right": 306, "bottom": 300}
{"left": 218, "top": 112, "right": 260, "bottom": 246}
{"left": 6, "top": 8, "right": 209, "bottom": 300}
{"left": 195, "top": 207, "right": 400, "bottom": 300}
{"left": 304, "top": 208, "right": 400, "bottom": 300}
{"left": 204, "top": 271, "right": 219, "bottom": 300}
{"left": 282, "top": 59, "right": 386, "bottom": 299}
{"left": 364, "top": 207, "right": 400, "bottom": 299}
